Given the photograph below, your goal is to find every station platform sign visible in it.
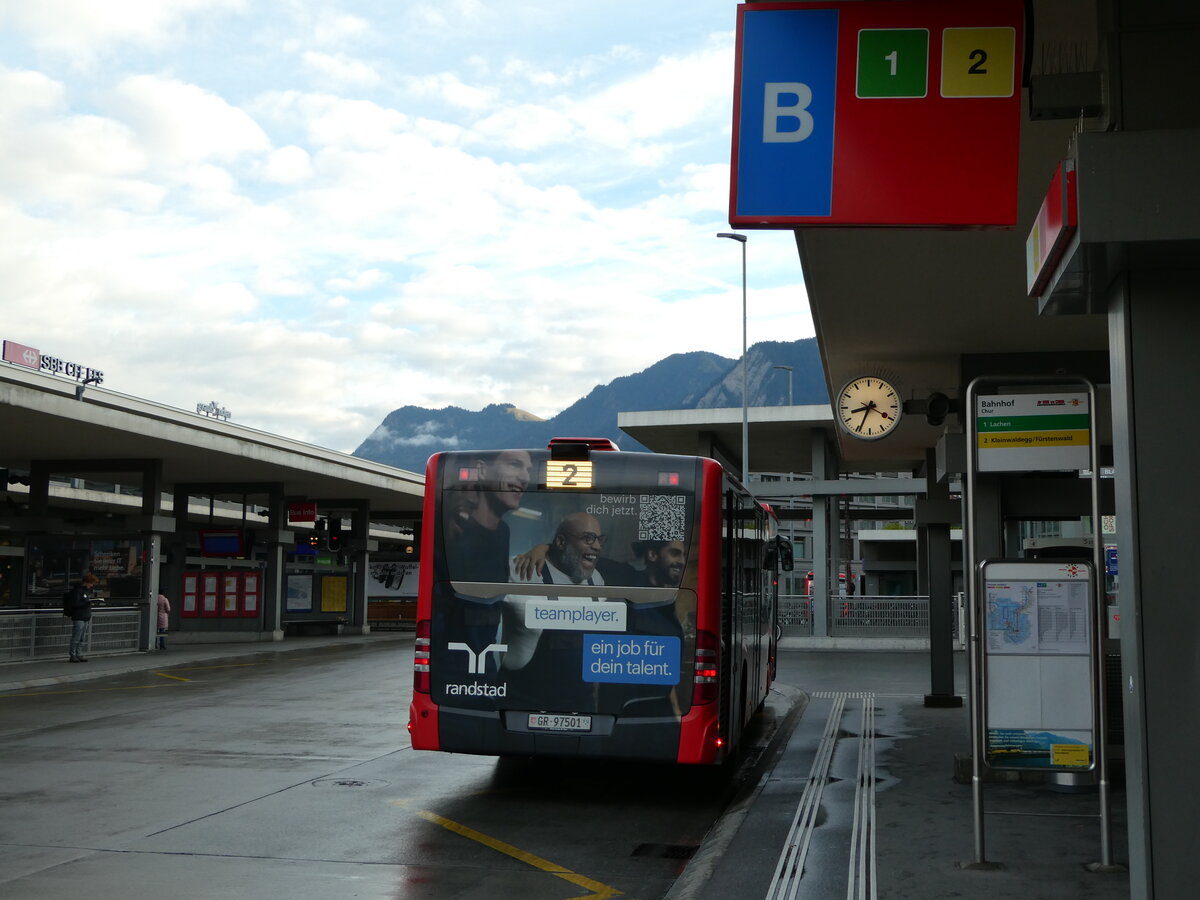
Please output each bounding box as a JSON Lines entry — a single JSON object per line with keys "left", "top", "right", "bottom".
{"left": 731, "top": 0, "right": 1024, "bottom": 228}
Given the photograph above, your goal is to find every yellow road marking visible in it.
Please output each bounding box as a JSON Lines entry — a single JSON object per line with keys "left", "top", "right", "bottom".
{"left": 399, "top": 804, "right": 623, "bottom": 899}
{"left": 163, "top": 664, "right": 259, "bottom": 672}
{"left": 1, "top": 662, "right": 259, "bottom": 697}
{"left": 1, "top": 684, "right": 173, "bottom": 697}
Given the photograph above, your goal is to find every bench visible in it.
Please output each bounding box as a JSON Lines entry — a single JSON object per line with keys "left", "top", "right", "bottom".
{"left": 368, "top": 600, "right": 416, "bottom": 631}
{"left": 282, "top": 617, "right": 347, "bottom": 636}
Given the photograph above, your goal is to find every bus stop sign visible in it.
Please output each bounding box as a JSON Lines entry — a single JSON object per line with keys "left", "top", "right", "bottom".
{"left": 731, "top": 0, "right": 1024, "bottom": 228}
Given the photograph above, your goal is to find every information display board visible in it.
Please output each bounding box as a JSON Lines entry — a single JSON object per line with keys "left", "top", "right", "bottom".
{"left": 982, "top": 560, "right": 1096, "bottom": 770}
{"left": 731, "top": 0, "right": 1023, "bottom": 227}
{"left": 975, "top": 392, "right": 1090, "bottom": 472}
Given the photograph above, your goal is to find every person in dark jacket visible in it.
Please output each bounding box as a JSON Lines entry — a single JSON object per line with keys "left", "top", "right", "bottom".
{"left": 64, "top": 572, "right": 99, "bottom": 662}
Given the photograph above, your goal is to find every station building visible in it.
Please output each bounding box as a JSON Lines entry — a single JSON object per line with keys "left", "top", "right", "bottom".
{"left": 1, "top": 357, "right": 424, "bottom": 651}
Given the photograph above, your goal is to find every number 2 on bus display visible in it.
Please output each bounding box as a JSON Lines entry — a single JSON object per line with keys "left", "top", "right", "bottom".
{"left": 546, "top": 460, "right": 592, "bottom": 489}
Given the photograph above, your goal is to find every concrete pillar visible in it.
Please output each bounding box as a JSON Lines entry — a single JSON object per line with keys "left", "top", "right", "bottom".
{"left": 1109, "top": 269, "right": 1200, "bottom": 900}
{"left": 349, "top": 503, "right": 371, "bottom": 635}
{"left": 920, "top": 449, "right": 960, "bottom": 706}
{"left": 810, "top": 430, "right": 830, "bottom": 637}
{"left": 139, "top": 460, "right": 164, "bottom": 651}
{"left": 261, "top": 490, "right": 287, "bottom": 641}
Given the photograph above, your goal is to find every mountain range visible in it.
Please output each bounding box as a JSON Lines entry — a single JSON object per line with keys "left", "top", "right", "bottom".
{"left": 352, "top": 338, "right": 828, "bottom": 473}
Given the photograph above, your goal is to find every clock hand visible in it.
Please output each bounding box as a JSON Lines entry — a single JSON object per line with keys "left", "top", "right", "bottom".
{"left": 857, "top": 402, "right": 875, "bottom": 431}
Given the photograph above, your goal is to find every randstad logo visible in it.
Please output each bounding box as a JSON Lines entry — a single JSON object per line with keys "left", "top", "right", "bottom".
{"left": 447, "top": 641, "right": 507, "bottom": 674}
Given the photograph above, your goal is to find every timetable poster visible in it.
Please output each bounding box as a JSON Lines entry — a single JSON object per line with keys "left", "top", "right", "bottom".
{"left": 982, "top": 561, "right": 1096, "bottom": 771}
{"left": 986, "top": 578, "right": 1090, "bottom": 654}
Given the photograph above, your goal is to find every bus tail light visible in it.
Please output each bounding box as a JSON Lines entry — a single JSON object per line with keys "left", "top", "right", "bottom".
{"left": 692, "top": 629, "right": 719, "bottom": 705}
{"left": 414, "top": 619, "right": 431, "bottom": 693}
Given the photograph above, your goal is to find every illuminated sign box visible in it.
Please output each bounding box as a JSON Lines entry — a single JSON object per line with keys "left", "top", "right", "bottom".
{"left": 976, "top": 393, "right": 1090, "bottom": 473}
{"left": 199, "top": 529, "right": 246, "bottom": 558}
{"left": 731, "top": 0, "right": 1024, "bottom": 228}
{"left": 288, "top": 502, "right": 318, "bottom": 523}
{"left": 1025, "top": 160, "right": 1078, "bottom": 296}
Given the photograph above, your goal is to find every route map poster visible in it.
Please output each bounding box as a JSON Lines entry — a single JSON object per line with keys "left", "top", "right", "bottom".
{"left": 982, "top": 561, "right": 1096, "bottom": 770}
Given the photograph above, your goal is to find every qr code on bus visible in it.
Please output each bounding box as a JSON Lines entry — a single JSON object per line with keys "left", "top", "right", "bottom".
{"left": 638, "top": 495, "right": 686, "bottom": 541}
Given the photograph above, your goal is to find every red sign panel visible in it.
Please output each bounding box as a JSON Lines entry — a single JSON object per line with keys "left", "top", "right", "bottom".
{"left": 1025, "top": 160, "right": 1078, "bottom": 296}
{"left": 288, "top": 502, "right": 318, "bottom": 523}
{"left": 731, "top": 0, "right": 1024, "bottom": 227}
{"left": 3, "top": 340, "right": 41, "bottom": 370}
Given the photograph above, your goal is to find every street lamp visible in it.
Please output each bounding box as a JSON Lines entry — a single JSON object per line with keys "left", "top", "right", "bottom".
{"left": 773, "top": 365, "right": 793, "bottom": 405}
{"left": 716, "top": 232, "right": 749, "bottom": 483}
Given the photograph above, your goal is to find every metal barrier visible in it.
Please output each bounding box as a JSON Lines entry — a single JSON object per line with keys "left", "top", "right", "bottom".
{"left": 829, "top": 596, "right": 928, "bottom": 638}
{"left": 779, "top": 594, "right": 814, "bottom": 636}
{"left": 780, "top": 593, "right": 969, "bottom": 643}
{"left": 0, "top": 608, "right": 142, "bottom": 662}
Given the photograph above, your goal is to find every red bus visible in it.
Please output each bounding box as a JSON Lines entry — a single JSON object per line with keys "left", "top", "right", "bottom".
{"left": 408, "top": 438, "right": 793, "bottom": 765}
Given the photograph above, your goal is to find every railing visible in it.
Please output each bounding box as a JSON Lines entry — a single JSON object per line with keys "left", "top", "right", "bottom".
{"left": 0, "top": 608, "right": 142, "bottom": 662}
{"left": 780, "top": 594, "right": 966, "bottom": 643}
{"left": 779, "top": 594, "right": 815, "bottom": 636}
{"left": 828, "top": 596, "right": 928, "bottom": 638}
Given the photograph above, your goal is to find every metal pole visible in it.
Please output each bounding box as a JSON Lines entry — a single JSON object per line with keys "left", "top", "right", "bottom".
{"left": 1085, "top": 377, "right": 1116, "bottom": 871}
{"left": 964, "top": 377, "right": 987, "bottom": 866}
{"left": 741, "top": 239, "right": 748, "bottom": 484}
{"left": 717, "top": 232, "right": 749, "bottom": 483}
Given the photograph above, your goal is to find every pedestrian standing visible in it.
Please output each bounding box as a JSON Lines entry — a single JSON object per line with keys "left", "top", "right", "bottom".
{"left": 64, "top": 572, "right": 99, "bottom": 662}
{"left": 157, "top": 591, "right": 171, "bottom": 650}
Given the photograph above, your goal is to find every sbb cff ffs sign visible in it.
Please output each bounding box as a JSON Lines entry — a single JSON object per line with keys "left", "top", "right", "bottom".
{"left": 731, "top": 0, "right": 1024, "bottom": 228}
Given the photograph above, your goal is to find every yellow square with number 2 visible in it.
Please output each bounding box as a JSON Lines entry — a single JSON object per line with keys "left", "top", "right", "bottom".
{"left": 546, "top": 460, "right": 593, "bottom": 489}
{"left": 941, "top": 27, "right": 1015, "bottom": 98}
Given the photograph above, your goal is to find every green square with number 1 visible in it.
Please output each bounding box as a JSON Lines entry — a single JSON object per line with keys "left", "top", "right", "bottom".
{"left": 857, "top": 29, "right": 929, "bottom": 98}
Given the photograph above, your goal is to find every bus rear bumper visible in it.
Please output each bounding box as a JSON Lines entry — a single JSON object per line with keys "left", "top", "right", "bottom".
{"left": 434, "top": 706, "right": 684, "bottom": 762}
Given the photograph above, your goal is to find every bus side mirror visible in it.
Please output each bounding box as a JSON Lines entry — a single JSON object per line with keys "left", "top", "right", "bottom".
{"left": 777, "top": 536, "right": 794, "bottom": 572}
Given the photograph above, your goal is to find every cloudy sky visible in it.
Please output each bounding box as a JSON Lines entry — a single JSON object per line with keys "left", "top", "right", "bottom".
{"left": 0, "top": 0, "right": 812, "bottom": 453}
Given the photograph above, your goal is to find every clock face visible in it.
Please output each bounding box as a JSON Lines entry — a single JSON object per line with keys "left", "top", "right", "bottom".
{"left": 837, "top": 377, "right": 902, "bottom": 440}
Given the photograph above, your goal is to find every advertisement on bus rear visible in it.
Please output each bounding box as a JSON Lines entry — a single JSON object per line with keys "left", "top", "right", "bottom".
{"left": 429, "top": 449, "right": 700, "bottom": 719}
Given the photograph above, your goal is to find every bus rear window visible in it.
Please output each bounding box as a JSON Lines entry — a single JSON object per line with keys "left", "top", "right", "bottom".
{"left": 436, "top": 450, "right": 697, "bottom": 590}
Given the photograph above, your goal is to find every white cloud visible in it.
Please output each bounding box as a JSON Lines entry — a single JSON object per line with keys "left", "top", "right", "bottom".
{"left": 326, "top": 268, "right": 389, "bottom": 293}
{"left": 106, "top": 75, "right": 271, "bottom": 166}
{"left": 308, "top": 9, "right": 371, "bottom": 47}
{"left": 0, "top": 0, "right": 245, "bottom": 57}
{"left": 302, "top": 50, "right": 382, "bottom": 89}
{"left": 262, "top": 145, "right": 314, "bottom": 184}
{"left": 257, "top": 92, "right": 411, "bottom": 150}
{"left": 471, "top": 104, "right": 576, "bottom": 150}
{"left": 402, "top": 72, "right": 496, "bottom": 111}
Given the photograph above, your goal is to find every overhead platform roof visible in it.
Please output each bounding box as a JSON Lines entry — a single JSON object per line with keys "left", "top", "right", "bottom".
{"left": 0, "top": 365, "right": 424, "bottom": 517}
{"left": 618, "top": 404, "right": 841, "bottom": 475}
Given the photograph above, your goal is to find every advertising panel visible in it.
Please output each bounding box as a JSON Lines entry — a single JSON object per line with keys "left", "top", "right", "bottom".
{"left": 286, "top": 575, "right": 313, "bottom": 613}
{"left": 429, "top": 449, "right": 696, "bottom": 719}
{"left": 200, "top": 572, "right": 220, "bottom": 617}
{"left": 321, "top": 576, "right": 348, "bottom": 613}
{"left": 181, "top": 572, "right": 200, "bottom": 617}
{"left": 242, "top": 571, "right": 261, "bottom": 617}
{"left": 221, "top": 572, "right": 240, "bottom": 617}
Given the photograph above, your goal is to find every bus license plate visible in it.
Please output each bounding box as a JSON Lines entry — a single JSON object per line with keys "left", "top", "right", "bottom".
{"left": 527, "top": 713, "right": 591, "bottom": 732}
